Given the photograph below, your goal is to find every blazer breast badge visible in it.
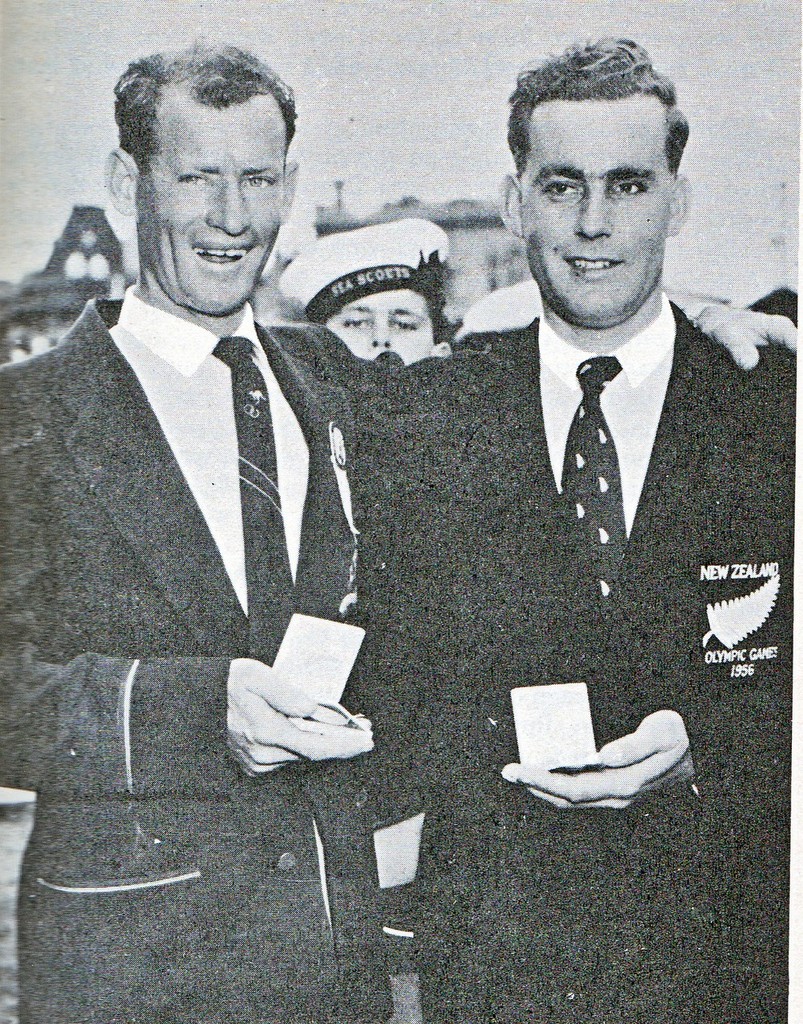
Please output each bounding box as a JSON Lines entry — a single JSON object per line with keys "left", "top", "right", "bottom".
{"left": 699, "top": 560, "right": 781, "bottom": 679}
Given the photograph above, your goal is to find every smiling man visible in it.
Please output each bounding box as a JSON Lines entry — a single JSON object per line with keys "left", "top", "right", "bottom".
{"left": 111, "top": 68, "right": 292, "bottom": 330}
{"left": 0, "top": 45, "right": 391, "bottom": 1024}
{"left": 510, "top": 92, "right": 688, "bottom": 342}
{"left": 390, "top": 39, "right": 795, "bottom": 1022}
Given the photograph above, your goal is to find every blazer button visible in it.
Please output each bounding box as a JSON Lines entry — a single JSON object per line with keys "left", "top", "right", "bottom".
{"left": 276, "top": 852, "right": 297, "bottom": 872}
{"left": 355, "top": 789, "right": 368, "bottom": 808}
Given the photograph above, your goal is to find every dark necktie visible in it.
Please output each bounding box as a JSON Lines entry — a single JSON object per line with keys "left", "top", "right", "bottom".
{"left": 214, "top": 335, "right": 294, "bottom": 659}
{"left": 561, "top": 356, "right": 626, "bottom": 599}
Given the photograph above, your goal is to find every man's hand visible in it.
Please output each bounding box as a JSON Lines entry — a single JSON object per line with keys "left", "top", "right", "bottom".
{"left": 228, "top": 658, "right": 374, "bottom": 777}
{"left": 696, "top": 305, "right": 797, "bottom": 370}
{"left": 502, "top": 709, "right": 694, "bottom": 810}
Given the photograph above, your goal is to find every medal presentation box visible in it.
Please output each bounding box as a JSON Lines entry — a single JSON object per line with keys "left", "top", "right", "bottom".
{"left": 511, "top": 683, "right": 600, "bottom": 770}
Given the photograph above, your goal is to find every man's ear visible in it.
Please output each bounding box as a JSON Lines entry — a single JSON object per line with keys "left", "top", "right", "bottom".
{"left": 106, "top": 148, "right": 140, "bottom": 217}
{"left": 280, "top": 160, "right": 299, "bottom": 224}
{"left": 668, "top": 175, "right": 690, "bottom": 238}
{"left": 501, "top": 174, "right": 524, "bottom": 239}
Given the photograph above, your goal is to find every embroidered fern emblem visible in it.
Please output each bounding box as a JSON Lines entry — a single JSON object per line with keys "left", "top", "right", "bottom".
{"left": 702, "top": 574, "right": 780, "bottom": 649}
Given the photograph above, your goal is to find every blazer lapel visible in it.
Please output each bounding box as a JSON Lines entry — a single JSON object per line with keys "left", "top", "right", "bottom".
{"left": 622, "top": 307, "right": 719, "bottom": 576}
{"left": 53, "top": 303, "right": 246, "bottom": 643}
{"left": 467, "top": 321, "right": 560, "bottom": 523}
{"left": 257, "top": 324, "right": 353, "bottom": 529}
{"left": 257, "top": 326, "right": 357, "bottom": 614}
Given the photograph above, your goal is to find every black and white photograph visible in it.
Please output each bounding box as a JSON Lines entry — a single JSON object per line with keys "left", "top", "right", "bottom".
{"left": 0, "top": 2, "right": 798, "bottom": 1022}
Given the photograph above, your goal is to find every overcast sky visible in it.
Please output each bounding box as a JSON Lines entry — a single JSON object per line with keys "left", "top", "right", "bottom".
{"left": 0, "top": 0, "right": 799, "bottom": 305}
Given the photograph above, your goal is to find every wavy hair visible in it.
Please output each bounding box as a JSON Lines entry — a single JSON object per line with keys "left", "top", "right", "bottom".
{"left": 114, "top": 43, "right": 296, "bottom": 169}
{"left": 508, "top": 39, "right": 689, "bottom": 176}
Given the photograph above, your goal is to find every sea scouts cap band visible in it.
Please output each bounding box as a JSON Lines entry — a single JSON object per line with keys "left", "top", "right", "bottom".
{"left": 305, "top": 252, "right": 444, "bottom": 323}
{"left": 280, "top": 218, "right": 449, "bottom": 323}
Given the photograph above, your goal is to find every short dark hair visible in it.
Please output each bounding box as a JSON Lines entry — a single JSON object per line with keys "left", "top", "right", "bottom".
{"left": 508, "top": 38, "right": 689, "bottom": 176}
{"left": 114, "top": 43, "right": 297, "bottom": 169}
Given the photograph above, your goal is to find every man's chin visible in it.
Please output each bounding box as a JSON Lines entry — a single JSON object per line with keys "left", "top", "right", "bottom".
{"left": 548, "top": 296, "right": 650, "bottom": 333}
{"left": 181, "top": 262, "right": 266, "bottom": 314}
{"left": 180, "top": 286, "right": 258, "bottom": 323}
{"left": 566, "top": 311, "right": 631, "bottom": 331}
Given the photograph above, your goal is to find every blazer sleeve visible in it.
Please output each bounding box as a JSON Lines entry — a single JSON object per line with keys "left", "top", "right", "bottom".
{"left": 0, "top": 637, "right": 242, "bottom": 801}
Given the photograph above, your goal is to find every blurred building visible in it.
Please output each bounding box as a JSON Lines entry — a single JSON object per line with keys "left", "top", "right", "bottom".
{"left": 314, "top": 191, "right": 529, "bottom": 321}
{"left": 0, "top": 206, "right": 127, "bottom": 364}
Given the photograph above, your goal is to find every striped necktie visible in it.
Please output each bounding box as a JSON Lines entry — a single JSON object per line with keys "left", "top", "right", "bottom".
{"left": 561, "top": 355, "right": 625, "bottom": 599}
{"left": 214, "top": 335, "right": 294, "bottom": 658}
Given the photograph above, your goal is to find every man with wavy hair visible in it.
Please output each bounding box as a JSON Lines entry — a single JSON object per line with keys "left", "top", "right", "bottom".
{"left": 399, "top": 38, "right": 794, "bottom": 1022}
{"left": 0, "top": 44, "right": 391, "bottom": 1024}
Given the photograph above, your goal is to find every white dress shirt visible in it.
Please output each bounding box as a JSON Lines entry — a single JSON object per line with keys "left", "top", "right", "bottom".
{"left": 539, "top": 293, "right": 676, "bottom": 535}
{"left": 111, "top": 287, "right": 309, "bottom": 613}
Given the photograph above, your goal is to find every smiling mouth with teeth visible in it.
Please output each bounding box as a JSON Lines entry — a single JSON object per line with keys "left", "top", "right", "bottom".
{"left": 567, "top": 258, "right": 622, "bottom": 271}
{"left": 194, "top": 248, "right": 248, "bottom": 263}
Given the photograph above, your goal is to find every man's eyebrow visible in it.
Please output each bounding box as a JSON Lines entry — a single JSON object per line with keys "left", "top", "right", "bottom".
{"left": 181, "top": 165, "right": 280, "bottom": 176}
{"left": 606, "top": 167, "right": 656, "bottom": 183}
{"left": 534, "top": 165, "right": 584, "bottom": 185}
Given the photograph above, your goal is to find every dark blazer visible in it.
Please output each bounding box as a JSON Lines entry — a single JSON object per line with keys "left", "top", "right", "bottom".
{"left": 0, "top": 300, "right": 391, "bottom": 1024}
{"left": 354, "top": 308, "right": 794, "bottom": 1023}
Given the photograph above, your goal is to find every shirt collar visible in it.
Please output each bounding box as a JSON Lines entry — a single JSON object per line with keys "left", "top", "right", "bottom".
{"left": 116, "top": 287, "right": 260, "bottom": 377}
{"left": 539, "top": 293, "right": 676, "bottom": 391}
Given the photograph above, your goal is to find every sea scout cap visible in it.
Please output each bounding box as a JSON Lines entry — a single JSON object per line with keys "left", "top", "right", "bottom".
{"left": 280, "top": 218, "right": 449, "bottom": 323}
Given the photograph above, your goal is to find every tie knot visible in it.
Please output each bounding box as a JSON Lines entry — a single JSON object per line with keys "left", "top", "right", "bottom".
{"left": 214, "top": 335, "right": 255, "bottom": 371}
{"left": 576, "top": 356, "right": 622, "bottom": 399}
